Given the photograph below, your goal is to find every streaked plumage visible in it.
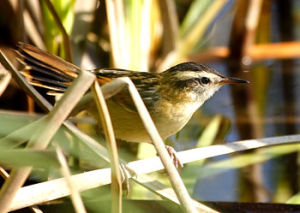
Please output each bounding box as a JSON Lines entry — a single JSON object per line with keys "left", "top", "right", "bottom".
{"left": 16, "top": 43, "right": 248, "bottom": 143}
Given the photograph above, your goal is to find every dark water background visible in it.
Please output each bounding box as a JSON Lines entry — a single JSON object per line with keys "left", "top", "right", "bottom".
{"left": 171, "top": 0, "right": 300, "bottom": 203}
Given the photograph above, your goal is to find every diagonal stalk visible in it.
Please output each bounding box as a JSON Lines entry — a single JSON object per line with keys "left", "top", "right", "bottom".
{"left": 91, "top": 82, "right": 122, "bottom": 213}
{"left": 0, "top": 70, "right": 95, "bottom": 212}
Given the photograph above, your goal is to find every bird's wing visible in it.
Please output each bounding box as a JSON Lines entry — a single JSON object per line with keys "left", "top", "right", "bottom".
{"left": 93, "top": 68, "right": 159, "bottom": 113}
{"left": 16, "top": 42, "right": 80, "bottom": 94}
{"left": 16, "top": 43, "right": 159, "bottom": 114}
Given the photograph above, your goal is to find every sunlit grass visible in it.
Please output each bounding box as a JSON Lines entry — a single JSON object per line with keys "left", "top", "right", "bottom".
{"left": 0, "top": 0, "right": 299, "bottom": 212}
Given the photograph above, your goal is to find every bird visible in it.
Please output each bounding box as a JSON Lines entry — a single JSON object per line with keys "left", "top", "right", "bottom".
{"left": 15, "top": 43, "right": 248, "bottom": 166}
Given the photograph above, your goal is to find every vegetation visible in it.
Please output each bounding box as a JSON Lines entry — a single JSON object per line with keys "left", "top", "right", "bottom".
{"left": 0, "top": 0, "right": 299, "bottom": 212}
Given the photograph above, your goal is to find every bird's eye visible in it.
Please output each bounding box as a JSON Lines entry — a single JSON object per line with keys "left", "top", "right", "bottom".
{"left": 200, "top": 77, "right": 210, "bottom": 85}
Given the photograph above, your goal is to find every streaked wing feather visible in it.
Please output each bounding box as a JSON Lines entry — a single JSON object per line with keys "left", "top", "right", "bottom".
{"left": 94, "top": 68, "right": 160, "bottom": 112}
{"left": 18, "top": 42, "right": 79, "bottom": 78}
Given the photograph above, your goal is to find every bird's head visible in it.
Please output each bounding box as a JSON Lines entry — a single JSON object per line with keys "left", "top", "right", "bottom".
{"left": 160, "top": 62, "right": 249, "bottom": 105}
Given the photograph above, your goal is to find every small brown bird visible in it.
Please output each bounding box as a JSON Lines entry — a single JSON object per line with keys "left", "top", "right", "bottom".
{"left": 16, "top": 43, "right": 248, "bottom": 146}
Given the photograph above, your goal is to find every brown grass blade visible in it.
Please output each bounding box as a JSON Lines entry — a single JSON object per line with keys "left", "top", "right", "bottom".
{"left": 0, "top": 70, "right": 95, "bottom": 212}
{"left": 56, "top": 145, "right": 87, "bottom": 213}
{"left": 10, "top": 134, "right": 298, "bottom": 211}
{"left": 91, "top": 82, "right": 122, "bottom": 213}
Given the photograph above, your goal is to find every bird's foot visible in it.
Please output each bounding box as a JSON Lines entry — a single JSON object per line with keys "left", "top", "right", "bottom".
{"left": 165, "top": 145, "right": 183, "bottom": 169}
{"left": 120, "top": 163, "right": 137, "bottom": 195}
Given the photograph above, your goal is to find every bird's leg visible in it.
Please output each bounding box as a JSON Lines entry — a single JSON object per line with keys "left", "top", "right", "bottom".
{"left": 165, "top": 145, "right": 183, "bottom": 169}
{"left": 119, "top": 163, "right": 137, "bottom": 196}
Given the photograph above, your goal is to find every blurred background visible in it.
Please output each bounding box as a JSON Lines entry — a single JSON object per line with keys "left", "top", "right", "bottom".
{"left": 0, "top": 0, "right": 299, "bottom": 209}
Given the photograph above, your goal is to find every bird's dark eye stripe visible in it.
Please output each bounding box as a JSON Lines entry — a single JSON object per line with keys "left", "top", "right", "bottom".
{"left": 174, "top": 78, "right": 196, "bottom": 88}
{"left": 174, "top": 77, "right": 211, "bottom": 88}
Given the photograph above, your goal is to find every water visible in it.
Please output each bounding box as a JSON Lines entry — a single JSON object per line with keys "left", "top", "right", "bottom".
{"left": 172, "top": 59, "right": 299, "bottom": 202}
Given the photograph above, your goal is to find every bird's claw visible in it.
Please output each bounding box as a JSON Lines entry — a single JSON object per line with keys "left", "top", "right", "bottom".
{"left": 165, "top": 145, "right": 183, "bottom": 169}
{"left": 120, "top": 163, "right": 137, "bottom": 195}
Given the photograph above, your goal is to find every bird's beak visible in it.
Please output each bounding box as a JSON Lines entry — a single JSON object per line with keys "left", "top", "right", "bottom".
{"left": 219, "top": 77, "right": 249, "bottom": 85}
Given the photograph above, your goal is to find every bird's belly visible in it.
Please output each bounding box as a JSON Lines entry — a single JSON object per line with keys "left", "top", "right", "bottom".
{"left": 108, "top": 101, "right": 151, "bottom": 142}
{"left": 89, "top": 100, "right": 191, "bottom": 143}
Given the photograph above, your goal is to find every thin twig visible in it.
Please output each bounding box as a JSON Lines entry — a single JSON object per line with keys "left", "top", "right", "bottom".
{"left": 95, "top": 77, "right": 213, "bottom": 212}
{"left": 91, "top": 82, "right": 122, "bottom": 213}
{"left": 0, "top": 50, "right": 53, "bottom": 111}
{"left": 0, "top": 166, "right": 43, "bottom": 213}
{"left": 0, "top": 68, "right": 11, "bottom": 97}
{"left": 24, "top": 1, "right": 44, "bottom": 41}
{"left": 156, "top": 0, "right": 179, "bottom": 72}
{"left": 0, "top": 70, "right": 95, "bottom": 212}
{"left": 0, "top": 48, "right": 111, "bottom": 165}
{"left": 105, "top": 0, "right": 127, "bottom": 68}
{"left": 243, "top": 0, "right": 264, "bottom": 58}
{"left": 2, "top": 48, "right": 199, "bottom": 212}
{"left": 113, "top": 78, "right": 198, "bottom": 213}
{"left": 43, "top": 0, "right": 73, "bottom": 62}
{"left": 0, "top": 167, "right": 9, "bottom": 179}
{"left": 9, "top": 134, "right": 300, "bottom": 211}
{"left": 158, "top": 0, "right": 179, "bottom": 55}
{"left": 23, "top": 9, "right": 46, "bottom": 50}
{"left": 30, "top": 206, "right": 44, "bottom": 213}
{"left": 56, "top": 146, "right": 87, "bottom": 213}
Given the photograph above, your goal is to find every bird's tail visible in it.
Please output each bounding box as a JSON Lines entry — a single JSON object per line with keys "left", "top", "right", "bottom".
{"left": 16, "top": 42, "right": 80, "bottom": 95}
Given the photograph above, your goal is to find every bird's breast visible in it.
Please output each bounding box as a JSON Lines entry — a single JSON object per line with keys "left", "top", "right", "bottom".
{"left": 88, "top": 98, "right": 201, "bottom": 143}
{"left": 150, "top": 99, "right": 202, "bottom": 137}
